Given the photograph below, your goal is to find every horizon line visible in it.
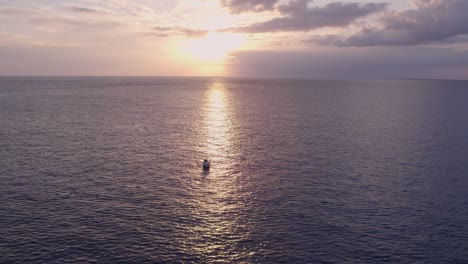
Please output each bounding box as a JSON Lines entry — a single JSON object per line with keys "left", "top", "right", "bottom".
{"left": 0, "top": 75, "right": 467, "bottom": 82}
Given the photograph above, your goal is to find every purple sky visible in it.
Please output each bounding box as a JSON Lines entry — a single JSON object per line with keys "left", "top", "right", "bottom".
{"left": 0, "top": 0, "right": 467, "bottom": 79}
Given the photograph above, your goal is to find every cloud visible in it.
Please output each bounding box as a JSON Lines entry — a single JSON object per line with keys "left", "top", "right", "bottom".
{"left": 0, "top": 45, "right": 151, "bottom": 76}
{"left": 152, "top": 26, "right": 208, "bottom": 38}
{"left": 29, "top": 17, "right": 122, "bottom": 30}
{"left": 177, "top": 28, "right": 209, "bottom": 38}
{"left": 226, "top": 1, "right": 388, "bottom": 33}
{"left": 153, "top": 26, "right": 172, "bottom": 31}
{"left": 0, "top": 6, "right": 37, "bottom": 18}
{"left": 0, "top": 6, "right": 122, "bottom": 31}
{"left": 65, "top": 5, "right": 116, "bottom": 16}
{"left": 310, "top": 0, "right": 468, "bottom": 46}
{"left": 66, "top": 6, "right": 104, "bottom": 14}
{"left": 221, "top": 0, "right": 278, "bottom": 13}
{"left": 227, "top": 47, "right": 468, "bottom": 79}
{"left": 0, "top": 30, "right": 40, "bottom": 47}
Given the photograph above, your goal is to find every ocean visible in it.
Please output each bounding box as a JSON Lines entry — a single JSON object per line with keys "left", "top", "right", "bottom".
{"left": 1, "top": 77, "right": 467, "bottom": 263}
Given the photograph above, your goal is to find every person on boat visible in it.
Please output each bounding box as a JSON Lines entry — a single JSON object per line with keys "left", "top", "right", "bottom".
{"left": 203, "top": 159, "right": 210, "bottom": 169}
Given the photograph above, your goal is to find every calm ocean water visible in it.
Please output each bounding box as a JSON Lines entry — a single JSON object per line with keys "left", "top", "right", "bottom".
{"left": 1, "top": 77, "right": 467, "bottom": 263}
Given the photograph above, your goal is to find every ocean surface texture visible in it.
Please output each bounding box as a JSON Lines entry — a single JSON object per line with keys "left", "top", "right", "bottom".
{"left": 1, "top": 77, "right": 467, "bottom": 263}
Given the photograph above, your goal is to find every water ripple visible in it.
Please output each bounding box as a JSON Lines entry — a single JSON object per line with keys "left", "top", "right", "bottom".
{"left": 1, "top": 78, "right": 468, "bottom": 263}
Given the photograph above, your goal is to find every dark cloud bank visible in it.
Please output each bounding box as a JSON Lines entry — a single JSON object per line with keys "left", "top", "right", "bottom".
{"left": 313, "top": 0, "right": 468, "bottom": 46}
{"left": 221, "top": 0, "right": 468, "bottom": 79}
{"left": 225, "top": 0, "right": 387, "bottom": 33}
{"left": 227, "top": 47, "right": 468, "bottom": 79}
{"left": 222, "top": 0, "right": 468, "bottom": 47}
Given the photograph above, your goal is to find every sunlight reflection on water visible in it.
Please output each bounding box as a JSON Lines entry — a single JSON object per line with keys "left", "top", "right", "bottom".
{"left": 185, "top": 81, "right": 252, "bottom": 262}
{"left": 202, "top": 82, "right": 233, "bottom": 170}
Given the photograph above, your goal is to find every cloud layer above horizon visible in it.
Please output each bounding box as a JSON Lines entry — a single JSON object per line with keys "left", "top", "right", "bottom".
{"left": 311, "top": 0, "right": 468, "bottom": 47}
{"left": 224, "top": 0, "right": 388, "bottom": 33}
{"left": 0, "top": 0, "right": 467, "bottom": 79}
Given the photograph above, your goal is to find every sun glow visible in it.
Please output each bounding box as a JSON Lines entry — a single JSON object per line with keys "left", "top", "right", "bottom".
{"left": 181, "top": 32, "right": 246, "bottom": 62}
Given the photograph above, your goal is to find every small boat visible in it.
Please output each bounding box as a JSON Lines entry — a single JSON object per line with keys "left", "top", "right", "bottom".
{"left": 202, "top": 159, "right": 210, "bottom": 169}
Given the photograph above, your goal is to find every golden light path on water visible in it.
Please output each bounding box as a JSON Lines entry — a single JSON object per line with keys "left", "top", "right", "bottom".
{"left": 204, "top": 82, "right": 233, "bottom": 165}
{"left": 187, "top": 82, "right": 251, "bottom": 262}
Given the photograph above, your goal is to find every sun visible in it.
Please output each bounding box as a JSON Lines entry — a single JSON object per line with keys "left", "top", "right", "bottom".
{"left": 181, "top": 32, "right": 246, "bottom": 62}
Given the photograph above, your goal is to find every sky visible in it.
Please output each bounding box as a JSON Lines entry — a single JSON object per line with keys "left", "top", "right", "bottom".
{"left": 0, "top": 0, "right": 467, "bottom": 79}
